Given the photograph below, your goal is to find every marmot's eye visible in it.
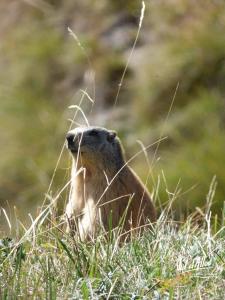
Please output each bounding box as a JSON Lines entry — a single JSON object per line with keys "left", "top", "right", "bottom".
{"left": 107, "top": 131, "right": 117, "bottom": 142}
{"left": 89, "top": 129, "right": 99, "bottom": 137}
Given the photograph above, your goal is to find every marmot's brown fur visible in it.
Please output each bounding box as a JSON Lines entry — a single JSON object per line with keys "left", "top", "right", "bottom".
{"left": 65, "top": 126, "right": 156, "bottom": 240}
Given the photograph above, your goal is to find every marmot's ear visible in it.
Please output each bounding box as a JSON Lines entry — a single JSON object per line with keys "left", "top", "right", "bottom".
{"left": 107, "top": 130, "right": 117, "bottom": 142}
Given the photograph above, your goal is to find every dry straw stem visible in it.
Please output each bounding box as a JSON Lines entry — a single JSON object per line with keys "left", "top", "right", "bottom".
{"left": 95, "top": 136, "right": 168, "bottom": 208}
{"left": 68, "top": 27, "right": 96, "bottom": 103}
{"left": 68, "top": 105, "right": 90, "bottom": 127}
{"left": 141, "top": 82, "right": 180, "bottom": 207}
{"left": 41, "top": 89, "right": 92, "bottom": 212}
{"left": 114, "top": 1, "right": 146, "bottom": 106}
{"left": 22, "top": 0, "right": 53, "bottom": 13}
{"left": 1, "top": 208, "right": 12, "bottom": 233}
{"left": 205, "top": 175, "right": 217, "bottom": 216}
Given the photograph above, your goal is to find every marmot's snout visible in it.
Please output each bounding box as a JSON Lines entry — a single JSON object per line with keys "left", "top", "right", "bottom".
{"left": 66, "top": 132, "right": 82, "bottom": 153}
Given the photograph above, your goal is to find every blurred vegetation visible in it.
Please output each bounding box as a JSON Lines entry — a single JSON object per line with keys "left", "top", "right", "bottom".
{"left": 0, "top": 0, "right": 225, "bottom": 231}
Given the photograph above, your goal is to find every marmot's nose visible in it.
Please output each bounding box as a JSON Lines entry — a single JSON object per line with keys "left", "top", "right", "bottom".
{"left": 66, "top": 133, "right": 75, "bottom": 146}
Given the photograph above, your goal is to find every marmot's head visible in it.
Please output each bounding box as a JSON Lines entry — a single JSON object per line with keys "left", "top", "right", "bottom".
{"left": 66, "top": 127, "right": 125, "bottom": 171}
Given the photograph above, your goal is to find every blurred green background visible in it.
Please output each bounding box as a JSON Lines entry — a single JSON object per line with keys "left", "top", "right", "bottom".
{"left": 0, "top": 0, "right": 225, "bottom": 231}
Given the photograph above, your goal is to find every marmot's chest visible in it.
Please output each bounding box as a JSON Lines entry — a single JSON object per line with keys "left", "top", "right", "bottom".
{"left": 84, "top": 180, "right": 109, "bottom": 201}
{"left": 84, "top": 177, "right": 122, "bottom": 203}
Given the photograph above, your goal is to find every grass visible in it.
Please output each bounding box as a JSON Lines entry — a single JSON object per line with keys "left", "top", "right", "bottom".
{"left": 1, "top": 0, "right": 225, "bottom": 220}
{"left": 0, "top": 209, "right": 224, "bottom": 299}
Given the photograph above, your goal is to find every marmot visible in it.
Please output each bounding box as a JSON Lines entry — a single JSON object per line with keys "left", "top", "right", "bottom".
{"left": 65, "top": 126, "right": 156, "bottom": 240}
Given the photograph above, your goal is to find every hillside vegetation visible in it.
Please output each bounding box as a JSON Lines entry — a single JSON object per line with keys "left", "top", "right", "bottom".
{"left": 0, "top": 0, "right": 225, "bottom": 227}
